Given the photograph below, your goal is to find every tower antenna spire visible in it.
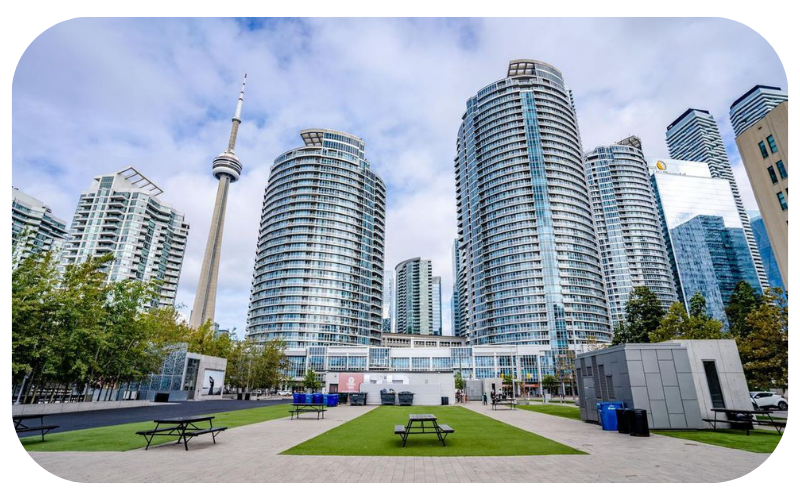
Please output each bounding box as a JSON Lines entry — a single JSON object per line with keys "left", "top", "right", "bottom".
{"left": 227, "top": 73, "right": 247, "bottom": 153}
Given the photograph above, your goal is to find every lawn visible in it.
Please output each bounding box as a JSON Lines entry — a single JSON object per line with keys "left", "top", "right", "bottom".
{"left": 19, "top": 404, "right": 292, "bottom": 452}
{"left": 282, "top": 405, "right": 584, "bottom": 457}
{"left": 518, "top": 403, "right": 582, "bottom": 420}
{"left": 654, "top": 429, "right": 783, "bottom": 454}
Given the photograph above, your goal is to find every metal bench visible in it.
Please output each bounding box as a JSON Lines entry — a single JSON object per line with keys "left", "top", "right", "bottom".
{"left": 136, "top": 426, "right": 182, "bottom": 450}
{"left": 14, "top": 415, "right": 60, "bottom": 442}
{"left": 183, "top": 427, "right": 228, "bottom": 448}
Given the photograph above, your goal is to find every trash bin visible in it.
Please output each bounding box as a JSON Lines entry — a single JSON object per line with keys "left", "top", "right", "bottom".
{"left": 441, "top": 396, "right": 449, "bottom": 405}
{"left": 616, "top": 408, "right": 631, "bottom": 434}
{"left": 338, "top": 393, "right": 349, "bottom": 404}
{"left": 244, "top": 393, "right": 251, "bottom": 401}
{"left": 380, "top": 389, "right": 396, "bottom": 405}
{"left": 350, "top": 393, "right": 366, "bottom": 406}
{"left": 237, "top": 393, "right": 243, "bottom": 400}
{"left": 629, "top": 409, "right": 650, "bottom": 437}
{"left": 293, "top": 393, "right": 301, "bottom": 404}
{"left": 398, "top": 391, "right": 414, "bottom": 406}
{"left": 312, "top": 393, "right": 323, "bottom": 405}
{"left": 596, "top": 401, "right": 625, "bottom": 431}
{"left": 154, "top": 392, "right": 169, "bottom": 403}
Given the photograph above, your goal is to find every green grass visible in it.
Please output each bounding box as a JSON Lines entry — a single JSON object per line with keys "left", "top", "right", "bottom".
{"left": 282, "top": 405, "right": 584, "bottom": 456}
{"left": 654, "top": 429, "right": 783, "bottom": 454}
{"left": 518, "top": 403, "right": 582, "bottom": 420}
{"left": 20, "top": 404, "right": 292, "bottom": 452}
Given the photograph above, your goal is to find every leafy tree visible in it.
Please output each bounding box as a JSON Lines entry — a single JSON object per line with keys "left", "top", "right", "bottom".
{"left": 725, "top": 281, "right": 760, "bottom": 338}
{"left": 738, "top": 288, "right": 788, "bottom": 389}
{"left": 303, "top": 368, "right": 321, "bottom": 391}
{"left": 650, "top": 300, "right": 726, "bottom": 343}
{"left": 454, "top": 370, "right": 466, "bottom": 391}
{"left": 540, "top": 374, "right": 559, "bottom": 397}
{"left": 688, "top": 291, "right": 709, "bottom": 318}
{"left": 612, "top": 287, "right": 665, "bottom": 344}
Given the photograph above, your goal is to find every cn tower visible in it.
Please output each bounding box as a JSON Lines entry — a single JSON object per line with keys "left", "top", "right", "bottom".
{"left": 189, "top": 74, "right": 247, "bottom": 328}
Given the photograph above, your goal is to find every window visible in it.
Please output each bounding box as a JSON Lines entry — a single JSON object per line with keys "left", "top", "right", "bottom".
{"left": 777, "top": 192, "right": 788, "bottom": 211}
{"left": 777, "top": 160, "right": 787, "bottom": 179}
{"left": 767, "top": 135, "right": 778, "bottom": 153}
{"left": 759, "top": 141, "right": 769, "bottom": 158}
{"left": 703, "top": 360, "right": 726, "bottom": 409}
{"left": 768, "top": 166, "right": 778, "bottom": 184}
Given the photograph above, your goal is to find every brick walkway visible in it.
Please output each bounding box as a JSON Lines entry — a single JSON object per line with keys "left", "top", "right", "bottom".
{"left": 27, "top": 402, "right": 767, "bottom": 482}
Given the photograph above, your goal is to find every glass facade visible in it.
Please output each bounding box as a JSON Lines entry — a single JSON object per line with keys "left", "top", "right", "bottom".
{"left": 246, "top": 129, "right": 386, "bottom": 348}
{"left": 454, "top": 59, "right": 611, "bottom": 351}
{"left": 665, "top": 108, "right": 767, "bottom": 289}
{"left": 649, "top": 158, "right": 761, "bottom": 324}
{"left": 749, "top": 213, "right": 784, "bottom": 290}
{"left": 394, "top": 258, "right": 433, "bottom": 335}
{"left": 585, "top": 139, "right": 677, "bottom": 326}
{"left": 59, "top": 168, "right": 189, "bottom": 308}
{"left": 432, "top": 276, "right": 442, "bottom": 335}
{"left": 11, "top": 187, "right": 68, "bottom": 267}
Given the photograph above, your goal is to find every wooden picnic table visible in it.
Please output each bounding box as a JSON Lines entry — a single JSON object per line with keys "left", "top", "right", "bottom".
{"left": 14, "top": 414, "right": 59, "bottom": 442}
{"left": 137, "top": 415, "right": 227, "bottom": 451}
{"left": 394, "top": 413, "right": 454, "bottom": 447}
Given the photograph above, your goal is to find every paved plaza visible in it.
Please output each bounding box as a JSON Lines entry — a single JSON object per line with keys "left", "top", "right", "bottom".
{"left": 27, "top": 402, "right": 769, "bottom": 483}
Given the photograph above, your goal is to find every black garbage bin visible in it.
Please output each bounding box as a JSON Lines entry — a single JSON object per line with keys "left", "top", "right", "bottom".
{"left": 629, "top": 409, "right": 650, "bottom": 437}
{"left": 380, "top": 390, "right": 396, "bottom": 405}
{"left": 616, "top": 408, "right": 631, "bottom": 434}
{"left": 154, "top": 392, "right": 169, "bottom": 403}
{"left": 441, "top": 396, "right": 449, "bottom": 405}
{"left": 398, "top": 391, "right": 414, "bottom": 406}
{"left": 245, "top": 393, "right": 251, "bottom": 401}
{"left": 338, "top": 393, "right": 349, "bottom": 404}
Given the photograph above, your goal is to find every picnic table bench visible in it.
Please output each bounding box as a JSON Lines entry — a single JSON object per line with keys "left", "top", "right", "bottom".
{"left": 289, "top": 403, "right": 327, "bottom": 420}
{"left": 136, "top": 415, "right": 227, "bottom": 451}
{"left": 14, "top": 414, "right": 59, "bottom": 442}
{"left": 491, "top": 398, "right": 517, "bottom": 410}
{"left": 703, "top": 408, "right": 785, "bottom": 436}
{"left": 394, "top": 413, "right": 454, "bottom": 447}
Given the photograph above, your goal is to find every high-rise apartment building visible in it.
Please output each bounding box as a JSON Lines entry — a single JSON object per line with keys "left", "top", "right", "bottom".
{"left": 12, "top": 187, "right": 67, "bottom": 267}
{"left": 585, "top": 137, "right": 677, "bottom": 326}
{"left": 60, "top": 167, "right": 190, "bottom": 308}
{"left": 454, "top": 59, "right": 611, "bottom": 351}
{"left": 432, "top": 276, "right": 442, "bottom": 336}
{"left": 247, "top": 129, "right": 386, "bottom": 348}
{"left": 394, "top": 257, "right": 434, "bottom": 335}
{"left": 382, "top": 274, "right": 394, "bottom": 332}
{"left": 451, "top": 239, "right": 465, "bottom": 337}
{"left": 730, "top": 86, "right": 788, "bottom": 288}
{"left": 749, "top": 212, "right": 784, "bottom": 290}
{"left": 665, "top": 108, "right": 768, "bottom": 290}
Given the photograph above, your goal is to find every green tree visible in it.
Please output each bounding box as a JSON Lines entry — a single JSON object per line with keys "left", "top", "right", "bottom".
{"left": 540, "top": 374, "right": 559, "bottom": 398}
{"left": 725, "top": 281, "right": 760, "bottom": 338}
{"left": 454, "top": 370, "right": 466, "bottom": 391}
{"left": 651, "top": 301, "right": 726, "bottom": 343}
{"left": 611, "top": 287, "right": 665, "bottom": 344}
{"left": 303, "top": 368, "right": 321, "bottom": 391}
{"left": 738, "top": 288, "right": 788, "bottom": 389}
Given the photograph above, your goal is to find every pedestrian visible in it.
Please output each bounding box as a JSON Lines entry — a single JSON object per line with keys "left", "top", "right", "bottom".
{"left": 483, "top": 392, "right": 488, "bottom": 405}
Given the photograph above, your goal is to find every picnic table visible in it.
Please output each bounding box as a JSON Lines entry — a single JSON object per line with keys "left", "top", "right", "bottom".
{"left": 491, "top": 398, "right": 517, "bottom": 410}
{"left": 705, "top": 408, "right": 785, "bottom": 436}
{"left": 289, "top": 402, "right": 327, "bottom": 420}
{"left": 394, "top": 413, "right": 454, "bottom": 447}
{"left": 136, "top": 415, "right": 227, "bottom": 451}
{"left": 14, "top": 414, "right": 59, "bottom": 442}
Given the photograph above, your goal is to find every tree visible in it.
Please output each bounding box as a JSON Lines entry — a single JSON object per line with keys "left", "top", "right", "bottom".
{"left": 611, "top": 287, "right": 665, "bottom": 344}
{"left": 454, "top": 370, "right": 466, "bottom": 391}
{"left": 738, "top": 288, "right": 788, "bottom": 389}
{"left": 540, "top": 374, "right": 559, "bottom": 398}
{"left": 650, "top": 300, "right": 726, "bottom": 343}
{"left": 554, "top": 351, "right": 577, "bottom": 400}
{"left": 726, "top": 281, "right": 760, "bottom": 338}
{"left": 303, "top": 368, "right": 321, "bottom": 391}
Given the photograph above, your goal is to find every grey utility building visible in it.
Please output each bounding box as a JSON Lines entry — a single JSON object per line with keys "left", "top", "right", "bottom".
{"left": 576, "top": 340, "right": 751, "bottom": 430}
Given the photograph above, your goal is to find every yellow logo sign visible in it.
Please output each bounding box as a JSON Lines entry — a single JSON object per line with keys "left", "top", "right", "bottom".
{"left": 656, "top": 160, "right": 667, "bottom": 171}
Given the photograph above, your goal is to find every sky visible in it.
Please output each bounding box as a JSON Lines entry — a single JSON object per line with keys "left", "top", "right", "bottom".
{"left": 11, "top": 18, "right": 787, "bottom": 338}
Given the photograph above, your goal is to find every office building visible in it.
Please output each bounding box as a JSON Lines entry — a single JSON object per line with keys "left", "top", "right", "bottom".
{"left": 749, "top": 212, "right": 784, "bottom": 290}
{"left": 432, "top": 276, "right": 442, "bottom": 336}
{"left": 11, "top": 187, "right": 67, "bottom": 267}
{"left": 395, "top": 257, "right": 434, "bottom": 335}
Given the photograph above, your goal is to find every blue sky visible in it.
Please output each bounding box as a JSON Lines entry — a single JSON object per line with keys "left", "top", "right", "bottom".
{"left": 11, "top": 18, "right": 787, "bottom": 337}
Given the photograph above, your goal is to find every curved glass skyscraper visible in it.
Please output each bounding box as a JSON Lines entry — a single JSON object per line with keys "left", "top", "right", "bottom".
{"left": 454, "top": 60, "right": 611, "bottom": 349}
{"left": 585, "top": 137, "right": 677, "bottom": 326}
{"left": 247, "top": 129, "right": 386, "bottom": 348}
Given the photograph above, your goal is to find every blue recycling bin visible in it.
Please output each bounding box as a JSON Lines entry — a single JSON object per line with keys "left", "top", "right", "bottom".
{"left": 312, "top": 393, "right": 323, "bottom": 405}
{"left": 303, "top": 393, "right": 312, "bottom": 404}
{"left": 596, "top": 401, "right": 626, "bottom": 431}
{"left": 293, "top": 393, "right": 301, "bottom": 404}
{"left": 324, "top": 394, "right": 336, "bottom": 407}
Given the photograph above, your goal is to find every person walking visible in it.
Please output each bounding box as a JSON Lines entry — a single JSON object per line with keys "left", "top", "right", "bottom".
{"left": 483, "top": 392, "right": 488, "bottom": 405}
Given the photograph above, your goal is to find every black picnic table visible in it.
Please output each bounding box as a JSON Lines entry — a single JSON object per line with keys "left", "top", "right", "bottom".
{"left": 14, "top": 414, "right": 59, "bottom": 442}
{"left": 491, "top": 398, "right": 517, "bottom": 410}
{"left": 394, "top": 413, "right": 454, "bottom": 447}
{"left": 289, "top": 402, "right": 327, "bottom": 420}
{"left": 706, "top": 408, "right": 785, "bottom": 435}
{"left": 136, "top": 415, "right": 227, "bottom": 451}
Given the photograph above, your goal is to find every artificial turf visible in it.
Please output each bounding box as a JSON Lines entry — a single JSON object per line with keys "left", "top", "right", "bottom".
{"left": 518, "top": 403, "right": 582, "bottom": 420}
{"left": 19, "top": 404, "right": 292, "bottom": 452}
{"left": 281, "top": 405, "right": 584, "bottom": 457}
{"left": 654, "top": 429, "right": 783, "bottom": 454}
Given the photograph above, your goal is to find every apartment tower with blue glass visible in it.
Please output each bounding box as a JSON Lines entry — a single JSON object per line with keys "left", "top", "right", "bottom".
{"left": 246, "top": 129, "right": 386, "bottom": 348}
{"left": 454, "top": 60, "right": 611, "bottom": 359}
{"left": 665, "top": 109, "right": 768, "bottom": 290}
{"left": 585, "top": 137, "right": 677, "bottom": 326}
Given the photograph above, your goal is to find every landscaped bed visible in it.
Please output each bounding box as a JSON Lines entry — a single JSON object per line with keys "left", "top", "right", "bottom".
{"left": 518, "top": 403, "right": 582, "bottom": 420}
{"left": 654, "top": 429, "right": 783, "bottom": 454}
{"left": 282, "top": 405, "right": 584, "bottom": 457}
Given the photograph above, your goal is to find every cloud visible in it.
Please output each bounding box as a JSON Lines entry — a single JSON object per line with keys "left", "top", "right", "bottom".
{"left": 12, "top": 18, "right": 787, "bottom": 337}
